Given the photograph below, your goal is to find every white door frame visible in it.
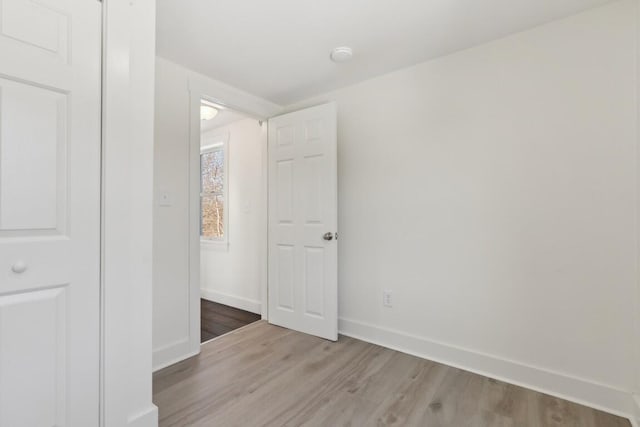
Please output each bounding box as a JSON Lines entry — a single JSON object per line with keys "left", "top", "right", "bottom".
{"left": 635, "top": 1, "right": 640, "bottom": 421}
{"left": 101, "top": 0, "right": 158, "bottom": 426}
{"left": 187, "top": 77, "right": 281, "bottom": 358}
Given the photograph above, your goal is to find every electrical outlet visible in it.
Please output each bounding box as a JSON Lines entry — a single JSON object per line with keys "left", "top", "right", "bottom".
{"left": 383, "top": 290, "right": 393, "bottom": 308}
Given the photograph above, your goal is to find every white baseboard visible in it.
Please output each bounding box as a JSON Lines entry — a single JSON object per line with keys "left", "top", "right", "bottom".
{"left": 153, "top": 288, "right": 261, "bottom": 372}
{"left": 153, "top": 336, "right": 199, "bottom": 372}
{"left": 631, "top": 395, "right": 640, "bottom": 427}
{"left": 200, "top": 288, "right": 262, "bottom": 314}
{"left": 153, "top": 347, "right": 200, "bottom": 372}
{"left": 127, "top": 405, "right": 158, "bottom": 427}
{"left": 339, "top": 317, "right": 636, "bottom": 424}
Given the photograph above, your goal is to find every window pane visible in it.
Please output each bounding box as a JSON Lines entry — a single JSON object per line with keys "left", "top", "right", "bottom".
{"left": 201, "top": 194, "right": 224, "bottom": 239}
{"left": 201, "top": 149, "right": 224, "bottom": 194}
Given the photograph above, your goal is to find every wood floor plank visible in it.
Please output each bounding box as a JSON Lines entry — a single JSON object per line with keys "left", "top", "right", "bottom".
{"left": 200, "top": 330, "right": 217, "bottom": 342}
{"left": 201, "top": 321, "right": 234, "bottom": 338}
{"left": 156, "top": 325, "right": 308, "bottom": 425}
{"left": 270, "top": 340, "right": 393, "bottom": 426}
{"left": 153, "top": 322, "right": 631, "bottom": 427}
{"left": 154, "top": 323, "right": 294, "bottom": 401}
{"left": 202, "top": 299, "right": 261, "bottom": 323}
{"left": 416, "top": 367, "right": 477, "bottom": 426}
{"left": 365, "top": 359, "right": 449, "bottom": 426}
{"left": 530, "top": 393, "right": 584, "bottom": 427}
{"left": 200, "top": 299, "right": 261, "bottom": 343}
{"left": 204, "top": 338, "right": 372, "bottom": 427}
{"left": 293, "top": 392, "right": 380, "bottom": 427}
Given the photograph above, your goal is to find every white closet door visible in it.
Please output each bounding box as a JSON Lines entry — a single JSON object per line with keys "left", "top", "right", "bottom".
{"left": 0, "top": 0, "right": 102, "bottom": 425}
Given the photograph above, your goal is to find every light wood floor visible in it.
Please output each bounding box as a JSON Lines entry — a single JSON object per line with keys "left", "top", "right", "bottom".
{"left": 153, "top": 321, "right": 630, "bottom": 427}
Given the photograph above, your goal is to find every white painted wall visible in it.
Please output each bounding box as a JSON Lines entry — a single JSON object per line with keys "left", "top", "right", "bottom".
{"left": 153, "top": 57, "right": 191, "bottom": 369}
{"left": 200, "top": 119, "right": 264, "bottom": 314}
{"left": 287, "top": 0, "right": 639, "bottom": 418}
{"left": 153, "top": 57, "right": 279, "bottom": 370}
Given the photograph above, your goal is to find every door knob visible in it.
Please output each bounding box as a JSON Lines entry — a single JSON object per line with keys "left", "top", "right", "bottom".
{"left": 323, "top": 232, "right": 334, "bottom": 241}
{"left": 11, "top": 261, "right": 27, "bottom": 274}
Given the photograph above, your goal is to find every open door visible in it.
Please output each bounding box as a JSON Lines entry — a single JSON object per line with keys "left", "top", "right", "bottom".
{"left": 268, "top": 103, "right": 338, "bottom": 341}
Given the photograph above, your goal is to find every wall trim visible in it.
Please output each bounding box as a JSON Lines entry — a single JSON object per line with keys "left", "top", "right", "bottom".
{"left": 339, "top": 317, "right": 636, "bottom": 424}
{"left": 152, "top": 336, "right": 194, "bottom": 372}
{"left": 632, "top": 394, "right": 640, "bottom": 427}
{"left": 635, "top": 0, "right": 640, "bottom": 423}
{"left": 127, "top": 405, "right": 158, "bottom": 427}
{"left": 153, "top": 347, "right": 200, "bottom": 373}
{"left": 102, "top": 0, "right": 157, "bottom": 425}
{"left": 201, "top": 288, "right": 262, "bottom": 314}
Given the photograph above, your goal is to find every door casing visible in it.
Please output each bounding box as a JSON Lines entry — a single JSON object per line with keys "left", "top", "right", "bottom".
{"left": 185, "top": 84, "right": 339, "bottom": 365}
{"left": 179, "top": 77, "right": 280, "bottom": 367}
{"left": 101, "top": 0, "right": 158, "bottom": 425}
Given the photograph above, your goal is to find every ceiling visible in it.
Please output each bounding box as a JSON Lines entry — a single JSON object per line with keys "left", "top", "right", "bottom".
{"left": 201, "top": 107, "right": 248, "bottom": 134}
{"left": 157, "top": 0, "right": 614, "bottom": 106}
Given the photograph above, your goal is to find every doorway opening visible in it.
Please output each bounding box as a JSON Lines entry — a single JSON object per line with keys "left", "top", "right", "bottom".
{"left": 198, "top": 98, "right": 265, "bottom": 343}
{"left": 185, "top": 89, "right": 337, "bottom": 360}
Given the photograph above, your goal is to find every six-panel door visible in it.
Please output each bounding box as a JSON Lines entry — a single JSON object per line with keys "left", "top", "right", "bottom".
{"left": 0, "top": 0, "right": 102, "bottom": 425}
{"left": 268, "top": 103, "right": 338, "bottom": 341}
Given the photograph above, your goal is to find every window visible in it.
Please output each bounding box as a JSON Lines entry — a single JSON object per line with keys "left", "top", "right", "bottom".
{"left": 200, "top": 135, "right": 228, "bottom": 244}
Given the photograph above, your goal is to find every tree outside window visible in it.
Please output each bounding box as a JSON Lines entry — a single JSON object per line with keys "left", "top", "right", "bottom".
{"left": 200, "top": 146, "right": 225, "bottom": 239}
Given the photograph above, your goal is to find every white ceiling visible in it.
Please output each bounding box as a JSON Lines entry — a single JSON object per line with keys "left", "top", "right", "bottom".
{"left": 157, "top": 0, "right": 614, "bottom": 106}
{"left": 201, "top": 107, "right": 248, "bottom": 134}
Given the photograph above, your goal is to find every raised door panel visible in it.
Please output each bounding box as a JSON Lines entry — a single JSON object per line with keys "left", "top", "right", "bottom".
{"left": 276, "top": 159, "right": 294, "bottom": 225}
{"left": 0, "top": 287, "right": 67, "bottom": 427}
{"left": 0, "top": 0, "right": 69, "bottom": 61}
{"left": 304, "top": 118, "right": 324, "bottom": 143}
{"left": 0, "top": 0, "right": 72, "bottom": 95}
{"left": 276, "top": 125, "right": 295, "bottom": 147}
{"left": 302, "top": 155, "right": 323, "bottom": 225}
{"left": 0, "top": 77, "right": 67, "bottom": 232}
{"left": 304, "top": 247, "right": 324, "bottom": 318}
{"left": 276, "top": 245, "right": 295, "bottom": 311}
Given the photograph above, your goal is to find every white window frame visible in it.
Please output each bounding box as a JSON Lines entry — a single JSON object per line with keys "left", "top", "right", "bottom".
{"left": 200, "top": 131, "right": 229, "bottom": 250}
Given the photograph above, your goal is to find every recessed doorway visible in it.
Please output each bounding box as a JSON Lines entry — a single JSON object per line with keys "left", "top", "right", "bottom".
{"left": 198, "top": 98, "right": 265, "bottom": 343}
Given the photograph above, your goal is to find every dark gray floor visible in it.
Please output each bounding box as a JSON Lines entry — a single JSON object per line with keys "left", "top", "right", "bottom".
{"left": 200, "top": 299, "right": 261, "bottom": 342}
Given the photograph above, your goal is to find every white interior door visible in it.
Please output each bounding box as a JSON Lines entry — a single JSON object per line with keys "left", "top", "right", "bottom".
{"left": 268, "top": 103, "right": 338, "bottom": 341}
{"left": 0, "top": 0, "right": 102, "bottom": 426}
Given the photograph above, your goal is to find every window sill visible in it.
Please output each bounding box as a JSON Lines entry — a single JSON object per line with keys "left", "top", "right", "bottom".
{"left": 200, "top": 239, "right": 229, "bottom": 251}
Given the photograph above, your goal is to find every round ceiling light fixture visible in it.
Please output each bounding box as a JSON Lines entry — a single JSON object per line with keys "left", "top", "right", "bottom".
{"left": 330, "top": 46, "right": 353, "bottom": 63}
{"left": 200, "top": 104, "right": 219, "bottom": 121}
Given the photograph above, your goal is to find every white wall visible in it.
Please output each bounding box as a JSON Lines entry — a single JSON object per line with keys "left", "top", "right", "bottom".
{"left": 153, "top": 57, "right": 191, "bottom": 369}
{"left": 288, "top": 0, "right": 639, "bottom": 418}
{"left": 153, "top": 57, "right": 279, "bottom": 370}
{"left": 200, "top": 119, "right": 264, "bottom": 314}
